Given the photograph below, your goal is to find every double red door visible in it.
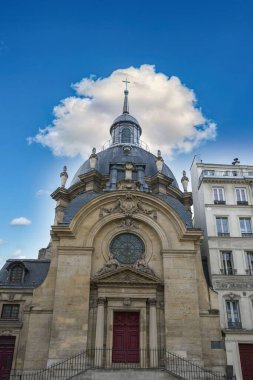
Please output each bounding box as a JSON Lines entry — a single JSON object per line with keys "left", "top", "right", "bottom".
{"left": 112, "top": 312, "right": 140, "bottom": 363}
{"left": 0, "top": 337, "right": 15, "bottom": 380}
{"left": 239, "top": 344, "right": 253, "bottom": 380}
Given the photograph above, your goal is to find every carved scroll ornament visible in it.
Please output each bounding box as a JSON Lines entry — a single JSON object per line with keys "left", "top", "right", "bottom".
{"left": 99, "top": 194, "right": 157, "bottom": 219}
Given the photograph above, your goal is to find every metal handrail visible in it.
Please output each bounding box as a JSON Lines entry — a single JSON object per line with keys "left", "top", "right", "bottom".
{"left": 102, "top": 139, "right": 150, "bottom": 151}
{"left": 10, "top": 349, "right": 235, "bottom": 380}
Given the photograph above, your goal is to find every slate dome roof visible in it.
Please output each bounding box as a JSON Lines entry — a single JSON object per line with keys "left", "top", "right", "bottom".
{"left": 110, "top": 113, "right": 141, "bottom": 133}
{"left": 70, "top": 144, "right": 179, "bottom": 188}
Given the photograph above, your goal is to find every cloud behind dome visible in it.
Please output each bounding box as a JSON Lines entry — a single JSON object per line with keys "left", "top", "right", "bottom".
{"left": 29, "top": 64, "right": 216, "bottom": 158}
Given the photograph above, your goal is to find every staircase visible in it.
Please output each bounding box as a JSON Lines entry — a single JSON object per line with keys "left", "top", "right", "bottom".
{"left": 10, "top": 349, "right": 234, "bottom": 380}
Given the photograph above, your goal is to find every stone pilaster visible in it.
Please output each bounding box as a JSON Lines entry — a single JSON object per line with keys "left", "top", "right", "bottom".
{"left": 95, "top": 297, "right": 106, "bottom": 366}
{"left": 148, "top": 298, "right": 158, "bottom": 367}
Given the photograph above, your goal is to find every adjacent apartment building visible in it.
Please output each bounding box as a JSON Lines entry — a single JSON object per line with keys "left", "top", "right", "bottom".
{"left": 191, "top": 156, "right": 253, "bottom": 380}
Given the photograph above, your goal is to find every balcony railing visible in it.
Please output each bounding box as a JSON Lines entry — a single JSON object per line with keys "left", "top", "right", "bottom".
{"left": 214, "top": 200, "right": 226, "bottom": 205}
{"left": 241, "top": 233, "right": 253, "bottom": 237}
{"left": 199, "top": 169, "right": 253, "bottom": 187}
{"left": 218, "top": 232, "right": 230, "bottom": 237}
{"left": 237, "top": 200, "right": 248, "bottom": 205}
{"left": 102, "top": 139, "right": 150, "bottom": 152}
{"left": 227, "top": 321, "right": 242, "bottom": 329}
{"left": 220, "top": 268, "right": 237, "bottom": 275}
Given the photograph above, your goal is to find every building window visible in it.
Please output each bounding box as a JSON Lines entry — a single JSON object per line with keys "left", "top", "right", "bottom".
{"left": 9, "top": 265, "right": 24, "bottom": 283}
{"left": 221, "top": 251, "right": 234, "bottom": 275}
{"left": 203, "top": 170, "right": 214, "bottom": 176}
{"left": 226, "top": 300, "right": 241, "bottom": 329}
{"left": 239, "top": 218, "right": 253, "bottom": 237}
{"left": 1, "top": 304, "right": 20, "bottom": 320}
{"left": 213, "top": 188, "right": 225, "bottom": 204}
{"left": 121, "top": 128, "right": 131, "bottom": 143}
{"left": 216, "top": 217, "right": 229, "bottom": 236}
{"left": 235, "top": 188, "right": 248, "bottom": 205}
{"left": 247, "top": 252, "right": 253, "bottom": 275}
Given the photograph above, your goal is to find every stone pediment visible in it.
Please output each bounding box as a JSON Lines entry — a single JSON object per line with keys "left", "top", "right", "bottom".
{"left": 92, "top": 267, "right": 161, "bottom": 286}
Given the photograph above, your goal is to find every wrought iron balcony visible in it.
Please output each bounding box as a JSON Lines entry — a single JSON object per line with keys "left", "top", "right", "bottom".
{"left": 241, "top": 233, "right": 253, "bottom": 237}
{"left": 220, "top": 268, "right": 237, "bottom": 275}
{"left": 214, "top": 200, "right": 226, "bottom": 205}
{"left": 227, "top": 321, "right": 242, "bottom": 329}
{"left": 218, "top": 232, "right": 230, "bottom": 237}
{"left": 199, "top": 169, "right": 253, "bottom": 188}
{"left": 237, "top": 200, "right": 248, "bottom": 205}
{"left": 246, "top": 268, "right": 253, "bottom": 275}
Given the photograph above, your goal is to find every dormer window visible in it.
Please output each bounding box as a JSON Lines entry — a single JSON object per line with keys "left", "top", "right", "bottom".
{"left": 9, "top": 264, "right": 24, "bottom": 283}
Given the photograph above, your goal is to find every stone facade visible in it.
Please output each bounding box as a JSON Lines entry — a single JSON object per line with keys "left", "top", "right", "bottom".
{"left": 0, "top": 92, "right": 227, "bottom": 377}
{"left": 191, "top": 156, "right": 253, "bottom": 379}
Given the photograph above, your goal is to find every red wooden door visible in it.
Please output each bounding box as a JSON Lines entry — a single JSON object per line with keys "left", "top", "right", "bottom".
{"left": 0, "top": 337, "right": 15, "bottom": 380}
{"left": 239, "top": 344, "right": 253, "bottom": 380}
{"left": 112, "top": 312, "right": 139, "bottom": 363}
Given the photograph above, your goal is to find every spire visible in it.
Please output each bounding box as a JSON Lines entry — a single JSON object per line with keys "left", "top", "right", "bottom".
{"left": 122, "top": 78, "right": 130, "bottom": 114}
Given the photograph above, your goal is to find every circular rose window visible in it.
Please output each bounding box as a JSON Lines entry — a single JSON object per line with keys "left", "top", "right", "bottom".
{"left": 109, "top": 233, "right": 145, "bottom": 264}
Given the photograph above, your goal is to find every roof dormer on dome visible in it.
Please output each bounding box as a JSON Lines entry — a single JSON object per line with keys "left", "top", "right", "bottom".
{"left": 110, "top": 86, "right": 142, "bottom": 145}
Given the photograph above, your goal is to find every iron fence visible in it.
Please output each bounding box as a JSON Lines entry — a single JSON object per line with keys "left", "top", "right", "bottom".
{"left": 10, "top": 349, "right": 235, "bottom": 380}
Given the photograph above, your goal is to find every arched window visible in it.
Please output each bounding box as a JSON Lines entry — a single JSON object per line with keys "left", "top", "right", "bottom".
{"left": 121, "top": 128, "right": 131, "bottom": 143}
{"left": 9, "top": 265, "right": 24, "bottom": 283}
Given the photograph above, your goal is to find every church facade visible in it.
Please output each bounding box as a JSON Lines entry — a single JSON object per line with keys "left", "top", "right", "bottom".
{"left": 0, "top": 89, "right": 227, "bottom": 378}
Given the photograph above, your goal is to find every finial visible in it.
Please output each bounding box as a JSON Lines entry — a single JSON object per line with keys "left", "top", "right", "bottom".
{"left": 60, "top": 166, "right": 68, "bottom": 187}
{"left": 181, "top": 170, "right": 189, "bottom": 192}
{"left": 122, "top": 78, "right": 130, "bottom": 114}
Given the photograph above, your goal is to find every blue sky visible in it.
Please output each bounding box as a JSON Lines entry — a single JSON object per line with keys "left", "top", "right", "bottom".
{"left": 0, "top": 0, "right": 253, "bottom": 265}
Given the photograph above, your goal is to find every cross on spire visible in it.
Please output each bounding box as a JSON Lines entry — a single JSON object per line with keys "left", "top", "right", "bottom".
{"left": 122, "top": 78, "right": 130, "bottom": 114}
{"left": 122, "top": 78, "right": 130, "bottom": 92}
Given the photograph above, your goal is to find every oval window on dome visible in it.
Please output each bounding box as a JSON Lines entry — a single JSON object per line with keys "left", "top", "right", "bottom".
{"left": 121, "top": 128, "right": 131, "bottom": 143}
{"left": 110, "top": 233, "right": 144, "bottom": 264}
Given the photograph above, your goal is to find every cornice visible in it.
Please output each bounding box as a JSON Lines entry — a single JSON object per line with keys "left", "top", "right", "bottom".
{"left": 51, "top": 225, "right": 75, "bottom": 239}
{"left": 161, "top": 249, "right": 197, "bottom": 257}
{"left": 51, "top": 187, "right": 70, "bottom": 201}
{"left": 57, "top": 246, "right": 94, "bottom": 255}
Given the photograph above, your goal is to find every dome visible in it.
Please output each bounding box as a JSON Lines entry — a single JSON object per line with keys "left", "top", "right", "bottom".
{"left": 110, "top": 113, "right": 142, "bottom": 134}
{"left": 70, "top": 145, "right": 179, "bottom": 188}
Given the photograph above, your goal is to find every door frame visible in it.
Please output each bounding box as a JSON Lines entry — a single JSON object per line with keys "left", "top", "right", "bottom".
{"left": 106, "top": 299, "right": 147, "bottom": 367}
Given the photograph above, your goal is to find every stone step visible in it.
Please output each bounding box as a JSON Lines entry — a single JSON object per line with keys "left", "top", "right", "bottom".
{"left": 70, "top": 369, "right": 182, "bottom": 380}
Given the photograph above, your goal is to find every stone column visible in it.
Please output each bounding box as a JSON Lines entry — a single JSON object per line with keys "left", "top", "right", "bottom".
{"left": 95, "top": 297, "right": 106, "bottom": 367}
{"left": 149, "top": 298, "right": 158, "bottom": 367}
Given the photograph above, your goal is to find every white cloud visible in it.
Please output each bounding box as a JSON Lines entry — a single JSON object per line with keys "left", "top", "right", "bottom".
{"left": 10, "top": 217, "right": 32, "bottom": 226}
{"left": 36, "top": 189, "right": 51, "bottom": 197}
{"left": 29, "top": 64, "right": 216, "bottom": 158}
{"left": 12, "top": 249, "right": 26, "bottom": 259}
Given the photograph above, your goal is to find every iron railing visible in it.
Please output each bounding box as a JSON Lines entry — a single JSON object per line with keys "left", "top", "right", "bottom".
{"left": 227, "top": 321, "right": 242, "bottom": 329}
{"left": 165, "top": 351, "right": 234, "bottom": 380}
{"left": 10, "top": 349, "right": 235, "bottom": 380}
{"left": 102, "top": 139, "right": 150, "bottom": 152}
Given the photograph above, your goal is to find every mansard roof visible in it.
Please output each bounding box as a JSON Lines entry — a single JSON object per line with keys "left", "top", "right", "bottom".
{"left": 70, "top": 145, "right": 179, "bottom": 187}
{"left": 0, "top": 259, "right": 50, "bottom": 288}
{"left": 60, "top": 191, "right": 192, "bottom": 228}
